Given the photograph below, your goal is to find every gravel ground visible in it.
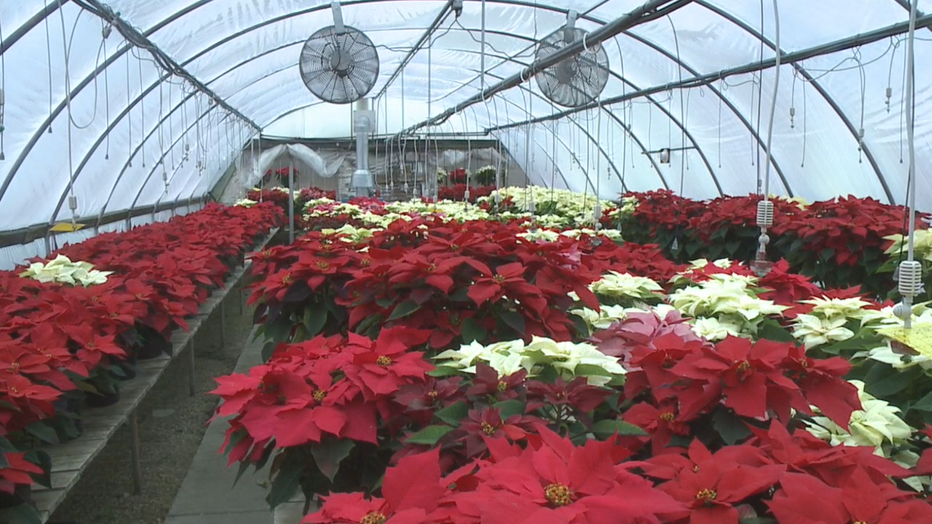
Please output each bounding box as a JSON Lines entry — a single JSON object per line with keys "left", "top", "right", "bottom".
{"left": 49, "top": 283, "right": 257, "bottom": 524}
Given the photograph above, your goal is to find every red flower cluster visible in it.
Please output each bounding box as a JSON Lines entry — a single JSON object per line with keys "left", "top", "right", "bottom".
{"left": 436, "top": 185, "right": 496, "bottom": 203}
{"left": 0, "top": 203, "right": 281, "bottom": 496}
{"left": 249, "top": 216, "right": 682, "bottom": 349}
{"left": 620, "top": 192, "right": 929, "bottom": 293}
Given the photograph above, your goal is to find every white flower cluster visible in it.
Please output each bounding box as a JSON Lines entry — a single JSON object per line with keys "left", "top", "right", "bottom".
{"left": 590, "top": 271, "right": 665, "bottom": 302}
{"left": 234, "top": 198, "right": 257, "bottom": 207}
{"left": 478, "top": 186, "right": 617, "bottom": 227}
{"left": 805, "top": 380, "right": 918, "bottom": 475}
{"left": 668, "top": 273, "right": 787, "bottom": 340}
{"left": 20, "top": 255, "right": 113, "bottom": 287}
{"left": 434, "top": 336, "right": 625, "bottom": 386}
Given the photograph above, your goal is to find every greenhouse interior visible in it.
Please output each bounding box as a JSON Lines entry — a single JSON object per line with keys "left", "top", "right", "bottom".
{"left": 3, "top": 0, "right": 932, "bottom": 522}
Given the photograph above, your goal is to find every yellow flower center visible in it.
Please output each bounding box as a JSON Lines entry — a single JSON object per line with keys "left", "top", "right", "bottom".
{"left": 316, "top": 260, "right": 330, "bottom": 270}
{"left": 544, "top": 483, "right": 573, "bottom": 507}
{"left": 659, "top": 412, "right": 675, "bottom": 422}
{"left": 361, "top": 258, "right": 371, "bottom": 267}
{"left": 493, "top": 274, "right": 507, "bottom": 284}
{"left": 695, "top": 489, "right": 717, "bottom": 503}
{"left": 9, "top": 362, "right": 19, "bottom": 373}
{"left": 428, "top": 389, "right": 439, "bottom": 399}
{"left": 312, "top": 390, "right": 326, "bottom": 402}
{"left": 282, "top": 273, "right": 293, "bottom": 285}
{"left": 359, "top": 512, "right": 387, "bottom": 524}
{"left": 736, "top": 361, "right": 751, "bottom": 373}
{"left": 480, "top": 421, "right": 497, "bottom": 436}
{"left": 376, "top": 356, "right": 393, "bottom": 367}
{"left": 497, "top": 381, "right": 508, "bottom": 392}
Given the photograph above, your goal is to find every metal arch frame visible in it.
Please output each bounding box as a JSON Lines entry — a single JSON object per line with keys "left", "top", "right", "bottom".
{"left": 694, "top": 0, "right": 895, "bottom": 203}
{"left": 65, "top": 25, "right": 665, "bottom": 224}
{"left": 0, "top": 1, "right": 67, "bottom": 55}
{"left": 133, "top": 72, "right": 592, "bottom": 213}
{"left": 371, "top": 0, "right": 454, "bottom": 100}
{"left": 7, "top": 0, "right": 759, "bottom": 208}
{"left": 5, "top": 0, "right": 919, "bottom": 210}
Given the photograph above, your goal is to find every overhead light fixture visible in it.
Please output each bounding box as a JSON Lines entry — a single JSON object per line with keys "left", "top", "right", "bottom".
{"left": 658, "top": 148, "right": 671, "bottom": 164}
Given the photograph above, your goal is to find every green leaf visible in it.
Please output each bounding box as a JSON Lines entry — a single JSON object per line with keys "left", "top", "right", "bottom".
{"left": 303, "top": 306, "right": 327, "bottom": 338}
{"left": 460, "top": 317, "right": 487, "bottom": 344}
{"left": 234, "top": 460, "right": 253, "bottom": 487}
{"left": 261, "top": 340, "right": 277, "bottom": 363}
{"left": 725, "top": 240, "right": 741, "bottom": 256}
{"left": 0, "top": 504, "right": 42, "bottom": 524}
{"left": 376, "top": 297, "right": 395, "bottom": 308}
{"left": 387, "top": 300, "right": 421, "bottom": 321}
{"left": 435, "top": 401, "right": 468, "bottom": 426}
{"left": 573, "top": 364, "right": 613, "bottom": 377}
{"left": 757, "top": 320, "right": 797, "bottom": 343}
{"left": 24, "top": 422, "right": 58, "bottom": 445}
{"left": 427, "top": 366, "right": 462, "bottom": 378}
{"left": 712, "top": 408, "right": 752, "bottom": 445}
{"left": 498, "top": 310, "right": 526, "bottom": 336}
{"left": 311, "top": 439, "right": 355, "bottom": 482}
{"left": 494, "top": 399, "right": 525, "bottom": 419}
{"left": 406, "top": 425, "right": 455, "bottom": 445}
{"left": 355, "top": 314, "right": 384, "bottom": 336}
{"left": 266, "top": 454, "right": 305, "bottom": 509}
{"left": 592, "top": 419, "right": 647, "bottom": 439}
{"left": 865, "top": 365, "right": 922, "bottom": 397}
{"left": 910, "top": 389, "right": 932, "bottom": 412}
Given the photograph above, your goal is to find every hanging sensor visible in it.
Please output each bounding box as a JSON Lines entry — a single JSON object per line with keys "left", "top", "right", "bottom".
{"left": 756, "top": 200, "right": 774, "bottom": 228}
{"left": 564, "top": 10, "right": 578, "bottom": 44}
{"left": 885, "top": 86, "right": 893, "bottom": 113}
{"left": 658, "top": 148, "right": 671, "bottom": 164}
{"left": 68, "top": 195, "right": 78, "bottom": 212}
{"left": 898, "top": 260, "right": 923, "bottom": 299}
{"left": 102, "top": 23, "right": 113, "bottom": 39}
{"left": 452, "top": 0, "right": 464, "bottom": 17}
{"left": 331, "top": 0, "right": 346, "bottom": 35}
{"left": 789, "top": 106, "right": 795, "bottom": 128}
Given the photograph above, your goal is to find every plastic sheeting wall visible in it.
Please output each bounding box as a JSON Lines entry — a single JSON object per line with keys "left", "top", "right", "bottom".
{"left": 2, "top": 0, "right": 932, "bottom": 241}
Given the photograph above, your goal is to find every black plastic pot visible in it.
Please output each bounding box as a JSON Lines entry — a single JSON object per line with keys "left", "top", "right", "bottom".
{"left": 116, "top": 354, "right": 138, "bottom": 380}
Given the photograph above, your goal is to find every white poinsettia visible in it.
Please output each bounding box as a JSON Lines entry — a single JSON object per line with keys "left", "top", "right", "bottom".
{"left": 690, "top": 317, "right": 747, "bottom": 341}
{"left": 804, "top": 380, "right": 914, "bottom": 459}
{"left": 859, "top": 343, "right": 932, "bottom": 371}
{"left": 434, "top": 336, "right": 624, "bottom": 385}
{"left": 20, "top": 255, "right": 113, "bottom": 287}
{"left": 884, "top": 229, "right": 932, "bottom": 264}
{"left": 800, "top": 296, "right": 874, "bottom": 321}
{"left": 522, "top": 336, "right": 625, "bottom": 385}
{"left": 234, "top": 198, "right": 257, "bottom": 207}
{"left": 860, "top": 302, "right": 932, "bottom": 329}
{"left": 478, "top": 186, "right": 616, "bottom": 226}
{"left": 590, "top": 271, "right": 664, "bottom": 302}
{"left": 570, "top": 304, "right": 628, "bottom": 330}
{"left": 320, "top": 224, "right": 381, "bottom": 243}
{"left": 668, "top": 275, "right": 786, "bottom": 322}
{"left": 791, "top": 313, "right": 856, "bottom": 349}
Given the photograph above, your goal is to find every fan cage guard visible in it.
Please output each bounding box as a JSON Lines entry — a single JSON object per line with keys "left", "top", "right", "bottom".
{"left": 535, "top": 27, "right": 610, "bottom": 108}
{"left": 300, "top": 25, "right": 380, "bottom": 104}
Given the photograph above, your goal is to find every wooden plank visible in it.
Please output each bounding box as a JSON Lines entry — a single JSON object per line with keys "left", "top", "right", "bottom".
{"left": 33, "top": 228, "right": 278, "bottom": 522}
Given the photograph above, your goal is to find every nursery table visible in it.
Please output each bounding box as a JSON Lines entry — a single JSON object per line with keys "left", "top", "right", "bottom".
{"left": 31, "top": 228, "right": 279, "bottom": 522}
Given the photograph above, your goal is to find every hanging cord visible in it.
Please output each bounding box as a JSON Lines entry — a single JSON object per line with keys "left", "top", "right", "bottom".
{"left": 753, "top": 0, "right": 781, "bottom": 276}
{"left": 57, "top": 0, "right": 78, "bottom": 227}
{"left": 0, "top": 9, "right": 5, "bottom": 160}
{"left": 893, "top": 0, "right": 921, "bottom": 329}
{"left": 45, "top": 0, "right": 54, "bottom": 133}
{"left": 126, "top": 50, "right": 132, "bottom": 165}
{"left": 594, "top": 100, "right": 603, "bottom": 230}
{"left": 102, "top": 18, "right": 111, "bottom": 159}
{"left": 139, "top": 54, "right": 146, "bottom": 167}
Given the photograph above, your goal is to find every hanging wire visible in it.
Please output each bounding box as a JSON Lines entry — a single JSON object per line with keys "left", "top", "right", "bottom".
{"left": 102, "top": 19, "right": 111, "bottom": 159}
{"left": 57, "top": 0, "right": 78, "bottom": 226}
{"left": 126, "top": 49, "right": 133, "bottom": 165}
{"left": 139, "top": 55, "right": 146, "bottom": 168}
{"left": 0, "top": 9, "right": 5, "bottom": 160}
{"left": 45, "top": 0, "right": 54, "bottom": 133}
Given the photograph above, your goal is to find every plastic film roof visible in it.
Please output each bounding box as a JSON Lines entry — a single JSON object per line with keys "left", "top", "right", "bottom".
{"left": 1, "top": 0, "right": 932, "bottom": 235}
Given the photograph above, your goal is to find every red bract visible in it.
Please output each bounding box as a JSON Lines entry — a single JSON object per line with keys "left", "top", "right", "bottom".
{"left": 0, "top": 452, "right": 43, "bottom": 494}
{"left": 653, "top": 440, "right": 785, "bottom": 524}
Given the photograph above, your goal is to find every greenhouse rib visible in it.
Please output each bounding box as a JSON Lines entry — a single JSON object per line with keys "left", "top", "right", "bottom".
{"left": 0, "top": 1, "right": 65, "bottom": 55}
{"left": 393, "top": 0, "right": 694, "bottom": 137}
{"left": 694, "top": 0, "right": 891, "bottom": 204}
{"left": 372, "top": 0, "right": 455, "bottom": 100}
{"left": 29, "top": 228, "right": 278, "bottom": 523}
{"left": 72, "top": 0, "right": 260, "bottom": 131}
{"left": 487, "top": 14, "right": 932, "bottom": 132}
